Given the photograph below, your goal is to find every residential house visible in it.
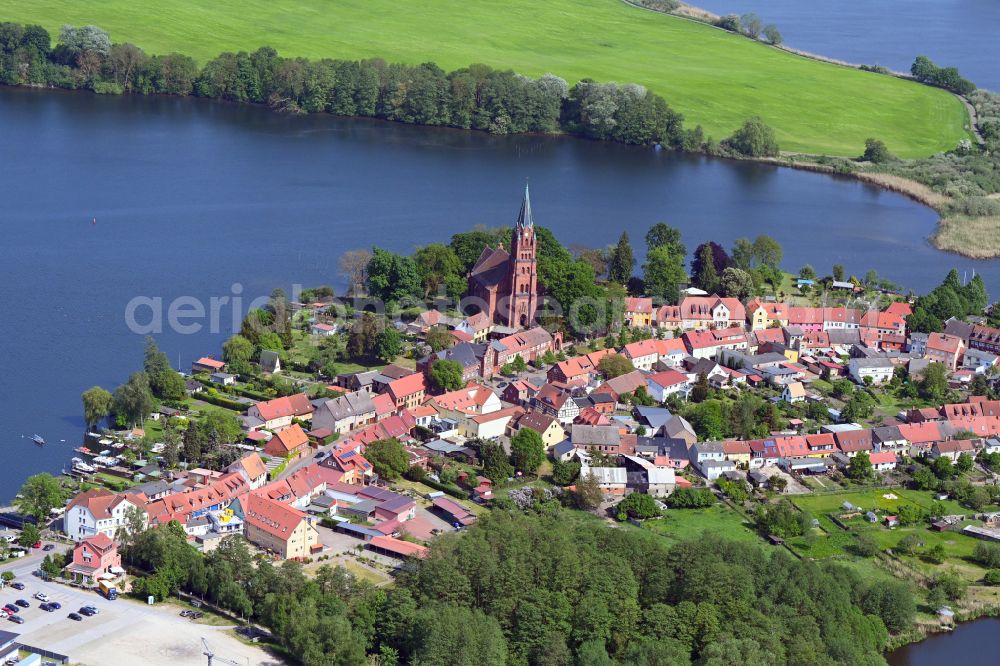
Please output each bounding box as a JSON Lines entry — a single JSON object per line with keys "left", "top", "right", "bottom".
{"left": 929, "top": 439, "right": 975, "bottom": 462}
{"left": 455, "top": 312, "right": 493, "bottom": 342}
{"left": 502, "top": 378, "right": 544, "bottom": 406}
{"left": 848, "top": 357, "right": 895, "bottom": 385}
{"left": 248, "top": 394, "right": 315, "bottom": 430}
{"left": 548, "top": 349, "right": 615, "bottom": 384}
{"left": 835, "top": 429, "right": 873, "bottom": 457}
{"left": 64, "top": 533, "right": 121, "bottom": 584}
{"left": 482, "top": 326, "right": 559, "bottom": 378}
{"left": 869, "top": 451, "right": 899, "bottom": 472}
{"left": 65, "top": 489, "right": 147, "bottom": 542}
{"left": 746, "top": 299, "right": 788, "bottom": 331}
{"left": 782, "top": 382, "right": 806, "bottom": 403}
{"left": 592, "top": 370, "right": 647, "bottom": 403}
{"left": 461, "top": 406, "right": 524, "bottom": 440}
{"left": 510, "top": 411, "right": 566, "bottom": 448}
{"left": 259, "top": 350, "right": 282, "bottom": 374}
{"left": 205, "top": 372, "right": 234, "bottom": 387}
{"left": 678, "top": 296, "right": 746, "bottom": 330}
{"left": 804, "top": 433, "right": 836, "bottom": 457}
{"left": 311, "top": 390, "right": 377, "bottom": 435}
{"left": 310, "top": 322, "right": 338, "bottom": 337}
{"left": 227, "top": 452, "right": 269, "bottom": 490}
{"left": 966, "top": 323, "right": 1000, "bottom": 355}
{"left": 655, "top": 304, "right": 683, "bottom": 330}
{"left": 192, "top": 357, "right": 226, "bottom": 374}
{"left": 689, "top": 441, "right": 726, "bottom": 469}
{"left": 426, "top": 384, "right": 501, "bottom": 417}
{"left": 683, "top": 327, "right": 748, "bottom": 359}
{"left": 533, "top": 383, "right": 581, "bottom": 423}
{"left": 646, "top": 369, "right": 691, "bottom": 403}
{"left": 624, "top": 297, "right": 654, "bottom": 328}
{"left": 722, "top": 440, "right": 752, "bottom": 467}
{"left": 384, "top": 372, "right": 427, "bottom": 413}
{"left": 237, "top": 492, "right": 319, "bottom": 560}
{"left": 872, "top": 426, "right": 907, "bottom": 452}
{"left": 419, "top": 342, "right": 487, "bottom": 383}
{"left": 265, "top": 424, "right": 310, "bottom": 459}
{"left": 963, "top": 347, "right": 999, "bottom": 373}
{"left": 571, "top": 424, "right": 634, "bottom": 455}
{"left": 925, "top": 332, "right": 965, "bottom": 370}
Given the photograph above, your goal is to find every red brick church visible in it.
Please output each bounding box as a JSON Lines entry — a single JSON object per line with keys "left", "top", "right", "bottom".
{"left": 467, "top": 185, "right": 540, "bottom": 327}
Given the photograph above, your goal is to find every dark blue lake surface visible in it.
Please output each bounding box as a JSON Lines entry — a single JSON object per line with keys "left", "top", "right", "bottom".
{"left": 0, "top": 86, "right": 996, "bottom": 493}
{"left": 886, "top": 617, "right": 1000, "bottom": 665}
{"left": 693, "top": 0, "right": 1000, "bottom": 90}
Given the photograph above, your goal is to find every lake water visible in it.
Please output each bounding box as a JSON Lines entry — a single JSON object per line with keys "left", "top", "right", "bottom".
{"left": 692, "top": 0, "right": 1000, "bottom": 90}
{"left": 886, "top": 617, "right": 1000, "bottom": 665}
{"left": 0, "top": 86, "right": 996, "bottom": 495}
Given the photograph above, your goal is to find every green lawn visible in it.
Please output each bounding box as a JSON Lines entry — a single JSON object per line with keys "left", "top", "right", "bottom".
{"left": 2, "top": 0, "right": 968, "bottom": 156}
{"left": 791, "top": 488, "right": 971, "bottom": 518}
{"left": 645, "top": 504, "right": 761, "bottom": 545}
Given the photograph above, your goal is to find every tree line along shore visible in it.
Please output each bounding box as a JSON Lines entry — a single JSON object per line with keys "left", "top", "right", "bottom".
{"left": 2, "top": 18, "right": 997, "bottom": 257}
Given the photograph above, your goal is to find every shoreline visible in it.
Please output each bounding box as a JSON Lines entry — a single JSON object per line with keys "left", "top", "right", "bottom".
{"left": 2, "top": 79, "right": 982, "bottom": 259}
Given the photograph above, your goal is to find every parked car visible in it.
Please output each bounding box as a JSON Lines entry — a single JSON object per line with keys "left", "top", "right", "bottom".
{"left": 31, "top": 542, "right": 42, "bottom": 549}
{"left": 11, "top": 582, "right": 24, "bottom": 590}
{"left": 0, "top": 611, "right": 8, "bottom": 620}
{"left": 39, "top": 603, "right": 53, "bottom": 612}
{"left": 42, "top": 544, "right": 55, "bottom": 551}
{"left": 7, "top": 615, "right": 23, "bottom": 624}
{"left": 2, "top": 606, "right": 17, "bottom": 615}
{"left": 81, "top": 605, "right": 98, "bottom": 615}
{"left": 79, "top": 607, "right": 95, "bottom": 617}
{"left": 67, "top": 612, "right": 82, "bottom": 621}
{"left": 34, "top": 592, "right": 50, "bottom": 602}
{"left": 49, "top": 601, "right": 61, "bottom": 610}
{"left": 179, "top": 610, "right": 191, "bottom": 617}
{"left": 15, "top": 600, "right": 28, "bottom": 608}
{"left": 189, "top": 611, "right": 203, "bottom": 619}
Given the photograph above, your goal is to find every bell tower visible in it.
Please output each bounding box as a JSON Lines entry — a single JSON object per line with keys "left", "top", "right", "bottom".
{"left": 506, "top": 183, "right": 539, "bottom": 328}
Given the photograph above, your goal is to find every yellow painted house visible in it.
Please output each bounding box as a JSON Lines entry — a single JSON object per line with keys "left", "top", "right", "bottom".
{"left": 510, "top": 411, "right": 567, "bottom": 448}
{"left": 746, "top": 299, "right": 789, "bottom": 331}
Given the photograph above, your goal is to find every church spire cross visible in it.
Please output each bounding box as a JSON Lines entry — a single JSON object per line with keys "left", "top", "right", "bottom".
{"left": 516, "top": 181, "right": 533, "bottom": 228}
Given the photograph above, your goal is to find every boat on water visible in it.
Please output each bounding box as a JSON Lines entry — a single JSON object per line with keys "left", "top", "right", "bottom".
{"left": 30, "top": 434, "right": 45, "bottom": 446}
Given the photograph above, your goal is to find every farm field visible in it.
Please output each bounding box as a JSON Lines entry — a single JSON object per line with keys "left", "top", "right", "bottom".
{"left": 1, "top": 0, "right": 969, "bottom": 157}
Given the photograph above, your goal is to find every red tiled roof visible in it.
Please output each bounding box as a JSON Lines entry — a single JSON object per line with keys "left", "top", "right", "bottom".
{"left": 195, "top": 357, "right": 226, "bottom": 370}
{"left": 869, "top": 452, "right": 898, "bottom": 465}
{"left": 243, "top": 492, "right": 309, "bottom": 540}
{"left": 387, "top": 372, "right": 427, "bottom": 403}
{"left": 253, "top": 393, "right": 314, "bottom": 422}
{"left": 266, "top": 424, "right": 309, "bottom": 456}
{"left": 647, "top": 369, "right": 689, "bottom": 389}
{"left": 369, "top": 535, "right": 429, "bottom": 559}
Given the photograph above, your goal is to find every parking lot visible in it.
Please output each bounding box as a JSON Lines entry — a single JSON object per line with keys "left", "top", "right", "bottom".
{"left": 0, "top": 545, "right": 282, "bottom": 665}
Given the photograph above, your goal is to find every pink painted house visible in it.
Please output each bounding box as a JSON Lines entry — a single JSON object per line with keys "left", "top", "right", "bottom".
{"left": 65, "top": 533, "right": 122, "bottom": 584}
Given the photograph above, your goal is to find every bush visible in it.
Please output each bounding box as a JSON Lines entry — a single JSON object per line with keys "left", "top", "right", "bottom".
{"left": 984, "top": 569, "right": 1000, "bottom": 586}
{"left": 665, "top": 487, "right": 715, "bottom": 509}
{"left": 615, "top": 492, "right": 661, "bottom": 521}
{"left": 861, "top": 138, "right": 895, "bottom": 163}
{"left": 723, "top": 117, "right": 780, "bottom": 157}
{"left": 973, "top": 541, "right": 1000, "bottom": 568}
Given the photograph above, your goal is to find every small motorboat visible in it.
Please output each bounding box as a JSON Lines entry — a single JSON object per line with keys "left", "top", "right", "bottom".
{"left": 30, "top": 434, "right": 45, "bottom": 446}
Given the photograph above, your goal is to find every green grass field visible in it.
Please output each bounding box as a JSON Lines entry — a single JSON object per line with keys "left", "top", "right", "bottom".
{"left": 645, "top": 504, "right": 761, "bottom": 545}
{"left": 2, "top": 0, "right": 969, "bottom": 157}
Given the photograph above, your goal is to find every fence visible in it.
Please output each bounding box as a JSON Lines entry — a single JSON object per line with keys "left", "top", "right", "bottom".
{"left": 17, "top": 645, "right": 70, "bottom": 664}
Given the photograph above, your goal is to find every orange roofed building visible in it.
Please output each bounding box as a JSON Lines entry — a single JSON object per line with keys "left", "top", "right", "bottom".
{"left": 265, "top": 423, "right": 310, "bottom": 459}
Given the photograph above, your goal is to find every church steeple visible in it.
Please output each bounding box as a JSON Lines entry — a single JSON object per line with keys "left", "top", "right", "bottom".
{"left": 516, "top": 182, "right": 533, "bottom": 228}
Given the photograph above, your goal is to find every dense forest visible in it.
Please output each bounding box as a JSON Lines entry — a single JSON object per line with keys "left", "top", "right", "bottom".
{"left": 125, "top": 508, "right": 910, "bottom": 665}
{"left": 0, "top": 22, "right": 697, "bottom": 148}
